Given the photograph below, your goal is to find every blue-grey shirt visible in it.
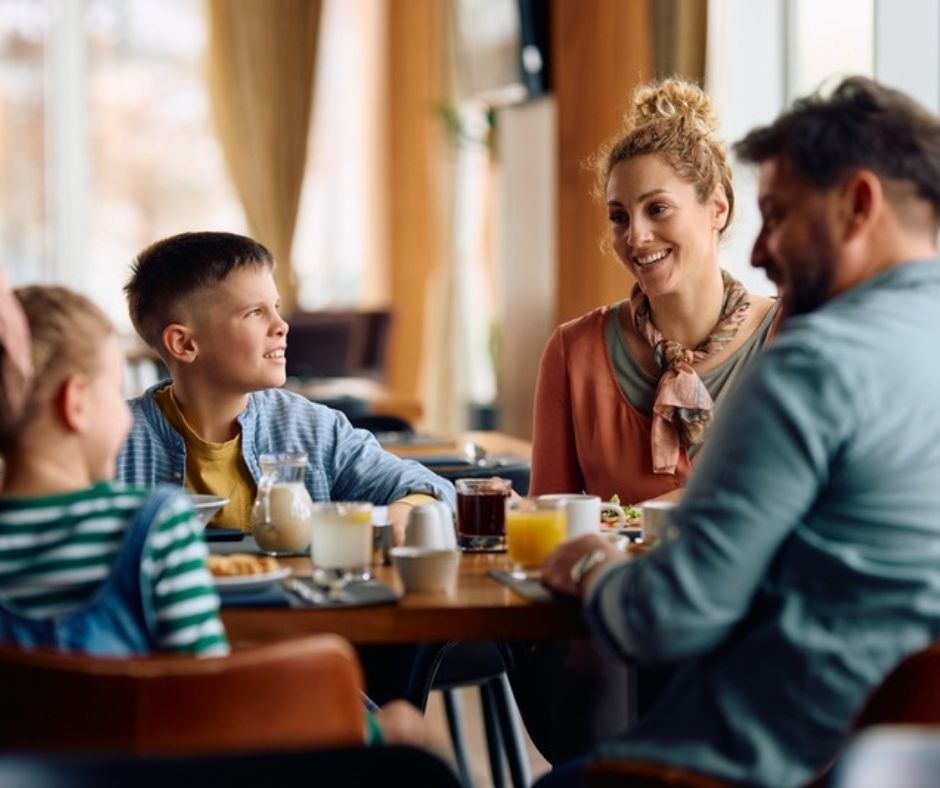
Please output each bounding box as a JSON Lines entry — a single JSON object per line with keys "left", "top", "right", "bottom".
{"left": 116, "top": 383, "right": 456, "bottom": 510}
{"left": 586, "top": 259, "right": 940, "bottom": 786}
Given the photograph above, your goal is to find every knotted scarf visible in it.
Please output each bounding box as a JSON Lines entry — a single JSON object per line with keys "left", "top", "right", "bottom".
{"left": 0, "top": 272, "right": 33, "bottom": 426}
{"left": 630, "top": 269, "right": 750, "bottom": 475}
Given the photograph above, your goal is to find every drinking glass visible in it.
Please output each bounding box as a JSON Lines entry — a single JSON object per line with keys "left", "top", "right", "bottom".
{"left": 310, "top": 502, "right": 374, "bottom": 595}
{"left": 505, "top": 497, "right": 566, "bottom": 579}
{"left": 455, "top": 477, "right": 512, "bottom": 552}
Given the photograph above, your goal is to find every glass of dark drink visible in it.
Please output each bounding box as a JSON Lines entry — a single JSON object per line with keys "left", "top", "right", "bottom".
{"left": 455, "top": 477, "right": 513, "bottom": 552}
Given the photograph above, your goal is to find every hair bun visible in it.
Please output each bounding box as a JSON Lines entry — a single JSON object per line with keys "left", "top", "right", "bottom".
{"left": 629, "top": 78, "right": 718, "bottom": 138}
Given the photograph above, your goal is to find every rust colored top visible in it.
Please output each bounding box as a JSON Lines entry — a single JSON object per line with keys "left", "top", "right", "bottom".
{"left": 530, "top": 303, "right": 775, "bottom": 504}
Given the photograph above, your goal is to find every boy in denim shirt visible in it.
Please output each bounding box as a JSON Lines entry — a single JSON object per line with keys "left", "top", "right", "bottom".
{"left": 116, "top": 231, "right": 453, "bottom": 542}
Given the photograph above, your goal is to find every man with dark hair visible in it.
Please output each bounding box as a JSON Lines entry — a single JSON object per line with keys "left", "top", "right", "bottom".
{"left": 537, "top": 77, "right": 940, "bottom": 786}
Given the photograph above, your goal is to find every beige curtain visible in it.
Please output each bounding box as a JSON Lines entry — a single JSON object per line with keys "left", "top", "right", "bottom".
{"left": 205, "top": 0, "right": 322, "bottom": 314}
{"left": 651, "top": 0, "right": 708, "bottom": 82}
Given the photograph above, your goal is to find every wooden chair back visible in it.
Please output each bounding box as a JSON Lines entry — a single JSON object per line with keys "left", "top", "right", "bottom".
{"left": 0, "top": 635, "right": 365, "bottom": 755}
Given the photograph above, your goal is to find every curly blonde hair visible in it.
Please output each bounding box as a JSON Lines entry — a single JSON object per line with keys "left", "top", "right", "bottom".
{"left": 594, "top": 78, "right": 734, "bottom": 233}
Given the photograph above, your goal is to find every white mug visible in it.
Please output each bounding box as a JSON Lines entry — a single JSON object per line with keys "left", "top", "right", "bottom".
{"left": 536, "top": 494, "right": 625, "bottom": 539}
{"left": 405, "top": 503, "right": 457, "bottom": 550}
{"left": 641, "top": 500, "right": 679, "bottom": 543}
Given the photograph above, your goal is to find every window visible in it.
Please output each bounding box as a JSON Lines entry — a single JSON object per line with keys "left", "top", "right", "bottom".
{"left": 1, "top": 0, "right": 384, "bottom": 330}
{"left": 1, "top": 0, "right": 245, "bottom": 331}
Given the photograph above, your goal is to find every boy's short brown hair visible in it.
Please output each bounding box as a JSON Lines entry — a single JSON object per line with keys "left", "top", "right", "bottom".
{"left": 125, "top": 231, "right": 274, "bottom": 354}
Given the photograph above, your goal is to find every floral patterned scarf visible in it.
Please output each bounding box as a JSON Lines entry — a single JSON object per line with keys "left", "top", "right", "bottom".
{"left": 629, "top": 269, "right": 750, "bottom": 475}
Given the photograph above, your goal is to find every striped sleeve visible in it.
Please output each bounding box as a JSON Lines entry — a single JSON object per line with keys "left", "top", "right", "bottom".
{"left": 141, "top": 493, "right": 229, "bottom": 657}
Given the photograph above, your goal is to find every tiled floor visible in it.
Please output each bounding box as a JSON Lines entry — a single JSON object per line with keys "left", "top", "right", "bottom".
{"left": 425, "top": 686, "right": 551, "bottom": 787}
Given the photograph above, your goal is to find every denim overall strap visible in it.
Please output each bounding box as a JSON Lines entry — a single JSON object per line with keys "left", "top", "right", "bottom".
{"left": 109, "top": 485, "right": 182, "bottom": 639}
{"left": 55, "top": 485, "right": 182, "bottom": 654}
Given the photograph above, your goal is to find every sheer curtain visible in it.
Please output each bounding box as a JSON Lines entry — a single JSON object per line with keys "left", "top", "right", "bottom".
{"left": 205, "top": 0, "right": 322, "bottom": 313}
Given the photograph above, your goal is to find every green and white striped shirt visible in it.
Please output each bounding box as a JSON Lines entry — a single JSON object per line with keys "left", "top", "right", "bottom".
{"left": 0, "top": 482, "right": 228, "bottom": 657}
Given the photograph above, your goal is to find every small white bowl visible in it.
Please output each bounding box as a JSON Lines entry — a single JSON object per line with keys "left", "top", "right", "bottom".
{"left": 188, "top": 494, "right": 229, "bottom": 531}
{"left": 390, "top": 547, "right": 459, "bottom": 594}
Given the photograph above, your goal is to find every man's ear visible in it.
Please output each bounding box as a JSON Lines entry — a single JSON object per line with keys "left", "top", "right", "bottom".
{"left": 162, "top": 324, "right": 198, "bottom": 364}
{"left": 840, "top": 170, "right": 882, "bottom": 243}
{"left": 59, "top": 374, "right": 90, "bottom": 433}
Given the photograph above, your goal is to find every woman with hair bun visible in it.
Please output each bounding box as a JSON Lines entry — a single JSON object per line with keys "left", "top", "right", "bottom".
{"left": 530, "top": 78, "right": 778, "bottom": 504}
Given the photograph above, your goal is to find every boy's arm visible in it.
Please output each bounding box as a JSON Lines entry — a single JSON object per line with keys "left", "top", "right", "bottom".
{"left": 326, "top": 409, "right": 456, "bottom": 510}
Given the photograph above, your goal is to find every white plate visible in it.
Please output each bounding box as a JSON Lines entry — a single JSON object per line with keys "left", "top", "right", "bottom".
{"left": 213, "top": 567, "right": 291, "bottom": 591}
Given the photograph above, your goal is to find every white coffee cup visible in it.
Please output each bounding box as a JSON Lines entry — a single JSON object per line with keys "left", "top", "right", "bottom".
{"left": 641, "top": 500, "right": 679, "bottom": 543}
{"left": 405, "top": 503, "right": 457, "bottom": 551}
{"left": 536, "top": 494, "right": 626, "bottom": 539}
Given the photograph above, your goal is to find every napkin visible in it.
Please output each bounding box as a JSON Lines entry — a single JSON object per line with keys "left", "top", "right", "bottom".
{"left": 218, "top": 585, "right": 290, "bottom": 608}
{"left": 283, "top": 578, "right": 398, "bottom": 609}
{"left": 489, "top": 570, "right": 559, "bottom": 603}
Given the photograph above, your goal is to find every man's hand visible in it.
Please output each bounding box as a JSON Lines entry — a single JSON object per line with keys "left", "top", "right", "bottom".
{"left": 541, "top": 534, "right": 627, "bottom": 598}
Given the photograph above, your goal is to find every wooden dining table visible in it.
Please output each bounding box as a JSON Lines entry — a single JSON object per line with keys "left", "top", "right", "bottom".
{"left": 221, "top": 550, "right": 586, "bottom": 648}
{"left": 220, "top": 429, "right": 593, "bottom": 649}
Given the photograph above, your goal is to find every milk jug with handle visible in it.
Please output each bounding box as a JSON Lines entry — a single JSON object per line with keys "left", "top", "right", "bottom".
{"left": 250, "top": 452, "right": 315, "bottom": 554}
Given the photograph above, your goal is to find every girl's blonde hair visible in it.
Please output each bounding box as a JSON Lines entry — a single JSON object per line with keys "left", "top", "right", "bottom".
{"left": 0, "top": 286, "right": 114, "bottom": 453}
{"left": 594, "top": 78, "right": 735, "bottom": 233}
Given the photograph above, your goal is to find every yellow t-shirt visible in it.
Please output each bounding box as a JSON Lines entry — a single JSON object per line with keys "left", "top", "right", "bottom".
{"left": 154, "top": 386, "right": 256, "bottom": 531}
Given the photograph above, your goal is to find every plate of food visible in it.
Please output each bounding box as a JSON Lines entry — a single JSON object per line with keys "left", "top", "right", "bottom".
{"left": 600, "top": 495, "right": 642, "bottom": 530}
{"left": 207, "top": 553, "right": 291, "bottom": 590}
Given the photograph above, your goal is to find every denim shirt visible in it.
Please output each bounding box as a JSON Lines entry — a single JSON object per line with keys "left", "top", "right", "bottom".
{"left": 115, "top": 383, "right": 456, "bottom": 510}
{"left": 0, "top": 487, "right": 176, "bottom": 655}
{"left": 586, "top": 260, "right": 940, "bottom": 786}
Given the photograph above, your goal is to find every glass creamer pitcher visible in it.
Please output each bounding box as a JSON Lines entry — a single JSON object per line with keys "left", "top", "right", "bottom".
{"left": 250, "top": 452, "right": 315, "bottom": 555}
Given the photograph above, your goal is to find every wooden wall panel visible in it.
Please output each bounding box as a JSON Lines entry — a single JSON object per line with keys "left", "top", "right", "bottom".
{"left": 551, "top": 0, "right": 652, "bottom": 325}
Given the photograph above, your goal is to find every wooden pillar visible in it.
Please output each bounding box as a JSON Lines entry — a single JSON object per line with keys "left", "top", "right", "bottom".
{"left": 551, "top": 0, "right": 652, "bottom": 324}
{"left": 384, "top": 0, "right": 443, "bottom": 406}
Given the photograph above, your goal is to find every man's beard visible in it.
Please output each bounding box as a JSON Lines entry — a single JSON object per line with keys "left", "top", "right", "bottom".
{"left": 779, "top": 218, "right": 837, "bottom": 319}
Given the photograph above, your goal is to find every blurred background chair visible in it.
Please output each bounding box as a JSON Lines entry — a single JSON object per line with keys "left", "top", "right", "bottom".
{"left": 0, "top": 745, "right": 462, "bottom": 788}
{"left": 286, "top": 309, "right": 391, "bottom": 381}
{"left": 347, "top": 413, "right": 415, "bottom": 436}
{"left": 0, "top": 634, "right": 364, "bottom": 754}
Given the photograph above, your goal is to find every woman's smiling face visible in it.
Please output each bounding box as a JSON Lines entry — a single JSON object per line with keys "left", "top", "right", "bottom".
{"left": 607, "top": 153, "right": 729, "bottom": 298}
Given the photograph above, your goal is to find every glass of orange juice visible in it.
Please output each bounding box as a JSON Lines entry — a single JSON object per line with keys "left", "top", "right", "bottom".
{"left": 505, "top": 498, "right": 566, "bottom": 579}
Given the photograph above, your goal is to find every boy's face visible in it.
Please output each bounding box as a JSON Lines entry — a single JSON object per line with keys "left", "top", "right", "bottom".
{"left": 188, "top": 266, "right": 289, "bottom": 394}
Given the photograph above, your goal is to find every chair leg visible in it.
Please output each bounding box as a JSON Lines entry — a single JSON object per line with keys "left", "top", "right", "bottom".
{"left": 490, "top": 674, "right": 531, "bottom": 788}
{"left": 480, "top": 681, "right": 507, "bottom": 788}
{"left": 442, "top": 688, "right": 473, "bottom": 788}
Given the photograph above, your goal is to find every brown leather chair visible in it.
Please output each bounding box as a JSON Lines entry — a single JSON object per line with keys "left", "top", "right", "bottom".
{"left": 0, "top": 634, "right": 366, "bottom": 755}
{"left": 806, "top": 640, "right": 940, "bottom": 786}
{"left": 852, "top": 642, "right": 940, "bottom": 729}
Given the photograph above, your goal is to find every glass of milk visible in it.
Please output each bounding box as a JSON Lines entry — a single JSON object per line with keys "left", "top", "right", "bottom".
{"left": 310, "top": 501, "right": 374, "bottom": 593}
